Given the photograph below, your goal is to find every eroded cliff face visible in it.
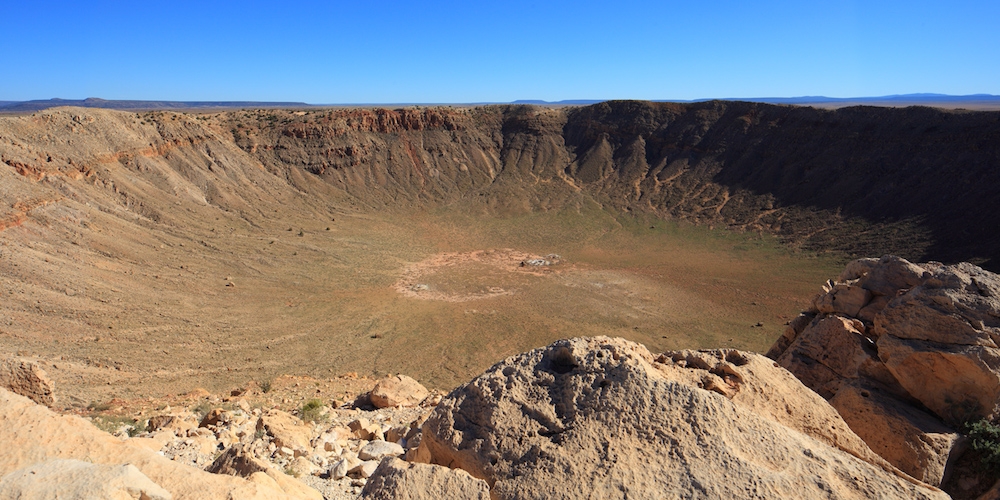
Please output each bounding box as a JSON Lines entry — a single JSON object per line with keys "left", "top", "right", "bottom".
{"left": 211, "top": 101, "right": 1000, "bottom": 269}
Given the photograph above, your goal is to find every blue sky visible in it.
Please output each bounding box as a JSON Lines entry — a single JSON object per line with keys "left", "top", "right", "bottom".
{"left": 3, "top": 1, "right": 998, "bottom": 103}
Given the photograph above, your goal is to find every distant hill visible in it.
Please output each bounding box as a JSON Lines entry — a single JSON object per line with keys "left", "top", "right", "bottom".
{"left": 4, "top": 94, "right": 1000, "bottom": 112}
{"left": 0, "top": 97, "right": 313, "bottom": 113}
{"left": 710, "top": 93, "right": 1000, "bottom": 110}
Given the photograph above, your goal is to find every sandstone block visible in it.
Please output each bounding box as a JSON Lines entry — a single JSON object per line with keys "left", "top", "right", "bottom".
{"left": 370, "top": 375, "right": 429, "bottom": 408}
{"left": 256, "top": 410, "right": 312, "bottom": 453}
{"left": 360, "top": 457, "right": 490, "bottom": 500}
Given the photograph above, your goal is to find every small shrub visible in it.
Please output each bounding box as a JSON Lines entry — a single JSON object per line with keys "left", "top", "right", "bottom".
{"left": 260, "top": 380, "right": 273, "bottom": 393}
{"left": 300, "top": 398, "right": 327, "bottom": 424}
{"left": 91, "top": 416, "right": 146, "bottom": 437}
{"left": 964, "top": 419, "right": 1000, "bottom": 474}
{"left": 87, "top": 401, "right": 112, "bottom": 412}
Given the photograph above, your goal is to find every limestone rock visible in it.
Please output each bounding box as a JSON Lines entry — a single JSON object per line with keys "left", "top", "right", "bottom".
{"left": 0, "top": 357, "right": 55, "bottom": 406}
{"left": 287, "top": 456, "right": 318, "bottom": 478}
{"left": 199, "top": 408, "right": 230, "bottom": 428}
{"left": 256, "top": 409, "right": 312, "bottom": 453}
{"left": 830, "top": 383, "right": 962, "bottom": 486}
{"left": 0, "top": 388, "right": 318, "bottom": 499}
{"left": 360, "top": 457, "right": 490, "bottom": 500}
{"left": 328, "top": 458, "right": 349, "bottom": 480}
{"left": 358, "top": 440, "right": 404, "bottom": 461}
{"left": 0, "top": 459, "right": 171, "bottom": 500}
{"left": 370, "top": 375, "right": 429, "bottom": 408}
{"left": 417, "top": 337, "right": 946, "bottom": 500}
{"left": 350, "top": 460, "right": 380, "bottom": 479}
{"left": 349, "top": 417, "right": 383, "bottom": 441}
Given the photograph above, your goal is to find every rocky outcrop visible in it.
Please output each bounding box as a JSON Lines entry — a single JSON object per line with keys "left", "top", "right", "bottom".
{"left": 413, "top": 336, "right": 945, "bottom": 499}
{"left": 0, "top": 388, "right": 317, "bottom": 499}
{"left": 767, "top": 255, "right": 1000, "bottom": 487}
{"left": 0, "top": 357, "right": 56, "bottom": 406}
{"left": 360, "top": 458, "right": 490, "bottom": 500}
{"left": 0, "top": 459, "right": 171, "bottom": 500}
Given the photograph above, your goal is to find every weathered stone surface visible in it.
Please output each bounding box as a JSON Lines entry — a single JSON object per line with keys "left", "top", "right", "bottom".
{"left": 873, "top": 262, "right": 1000, "bottom": 347}
{"left": 767, "top": 256, "right": 1000, "bottom": 498}
{"left": 358, "top": 440, "right": 404, "bottom": 461}
{"left": 878, "top": 334, "right": 1000, "bottom": 424}
{"left": 350, "top": 460, "right": 380, "bottom": 479}
{"left": 349, "top": 417, "right": 383, "bottom": 441}
{"left": 147, "top": 414, "right": 197, "bottom": 434}
{"left": 206, "top": 444, "right": 270, "bottom": 478}
{"left": 814, "top": 283, "right": 872, "bottom": 317}
{"left": 417, "top": 337, "right": 946, "bottom": 500}
{"left": 0, "top": 388, "right": 318, "bottom": 499}
{"left": 199, "top": 408, "right": 230, "bottom": 428}
{"left": 856, "top": 255, "right": 928, "bottom": 297}
{"left": 0, "top": 357, "right": 55, "bottom": 406}
{"left": 256, "top": 409, "right": 312, "bottom": 453}
{"left": 830, "top": 383, "right": 962, "bottom": 486}
{"left": 288, "top": 456, "right": 318, "bottom": 478}
{"left": 764, "top": 312, "right": 814, "bottom": 359}
{"left": 776, "top": 315, "right": 873, "bottom": 398}
{"left": 0, "top": 459, "right": 171, "bottom": 500}
{"left": 370, "top": 375, "right": 429, "bottom": 408}
{"left": 360, "top": 457, "right": 490, "bottom": 500}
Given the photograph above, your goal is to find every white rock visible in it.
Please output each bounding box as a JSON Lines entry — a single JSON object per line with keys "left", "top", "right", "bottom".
{"left": 358, "top": 441, "right": 404, "bottom": 461}
{"left": 329, "top": 459, "right": 349, "bottom": 480}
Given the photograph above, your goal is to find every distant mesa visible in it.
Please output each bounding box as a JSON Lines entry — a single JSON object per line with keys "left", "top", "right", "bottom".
{"left": 4, "top": 93, "right": 1000, "bottom": 113}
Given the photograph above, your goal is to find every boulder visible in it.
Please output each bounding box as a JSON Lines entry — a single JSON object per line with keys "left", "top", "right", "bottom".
{"left": 0, "top": 459, "right": 171, "bottom": 500}
{"left": 360, "top": 457, "right": 490, "bottom": 500}
{"left": 0, "top": 388, "right": 318, "bottom": 499}
{"left": 370, "top": 375, "right": 429, "bottom": 408}
{"left": 349, "top": 417, "right": 383, "bottom": 441}
{"left": 0, "top": 357, "right": 55, "bottom": 406}
{"left": 829, "top": 382, "right": 963, "bottom": 486}
{"left": 287, "top": 456, "right": 318, "bottom": 478}
{"left": 358, "top": 440, "right": 404, "bottom": 461}
{"left": 256, "top": 410, "right": 312, "bottom": 454}
{"left": 416, "top": 337, "right": 946, "bottom": 500}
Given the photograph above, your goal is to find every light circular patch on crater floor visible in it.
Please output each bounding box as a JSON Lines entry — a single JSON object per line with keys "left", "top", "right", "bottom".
{"left": 394, "top": 248, "right": 564, "bottom": 302}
